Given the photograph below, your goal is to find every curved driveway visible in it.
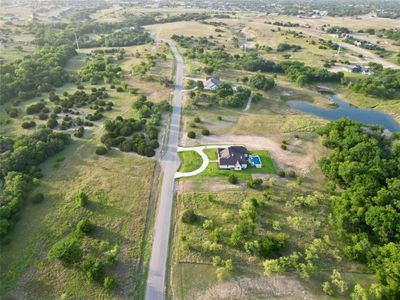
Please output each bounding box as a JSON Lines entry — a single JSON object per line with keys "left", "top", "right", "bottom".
{"left": 175, "top": 145, "right": 234, "bottom": 179}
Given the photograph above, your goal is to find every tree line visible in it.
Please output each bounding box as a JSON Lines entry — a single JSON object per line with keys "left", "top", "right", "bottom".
{"left": 0, "top": 129, "right": 70, "bottom": 241}
{"left": 318, "top": 118, "right": 400, "bottom": 298}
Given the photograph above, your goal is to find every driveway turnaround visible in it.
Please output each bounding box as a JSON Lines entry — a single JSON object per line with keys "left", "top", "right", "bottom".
{"left": 175, "top": 145, "right": 233, "bottom": 179}
{"left": 145, "top": 40, "right": 184, "bottom": 300}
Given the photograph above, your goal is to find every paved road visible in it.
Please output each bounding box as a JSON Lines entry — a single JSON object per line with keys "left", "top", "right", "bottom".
{"left": 335, "top": 41, "right": 400, "bottom": 70}
{"left": 145, "top": 40, "right": 184, "bottom": 300}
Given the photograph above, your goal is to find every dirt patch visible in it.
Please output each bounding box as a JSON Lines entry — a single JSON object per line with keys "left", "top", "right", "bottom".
{"left": 193, "top": 275, "right": 317, "bottom": 300}
{"left": 183, "top": 135, "right": 319, "bottom": 175}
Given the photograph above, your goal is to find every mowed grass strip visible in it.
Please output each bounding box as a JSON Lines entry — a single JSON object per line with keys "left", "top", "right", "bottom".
{"left": 178, "top": 150, "right": 203, "bottom": 172}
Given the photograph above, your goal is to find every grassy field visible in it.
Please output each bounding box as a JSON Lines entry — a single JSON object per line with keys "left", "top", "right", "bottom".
{"left": 178, "top": 151, "right": 203, "bottom": 172}
{"left": 170, "top": 184, "right": 372, "bottom": 299}
{"left": 0, "top": 141, "right": 158, "bottom": 299}
{"left": 0, "top": 38, "right": 166, "bottom": 299}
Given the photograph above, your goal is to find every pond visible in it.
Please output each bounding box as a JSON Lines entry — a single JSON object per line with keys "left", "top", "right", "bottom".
{"left": 287, "top": 95, "right": 400, "bottom": 132}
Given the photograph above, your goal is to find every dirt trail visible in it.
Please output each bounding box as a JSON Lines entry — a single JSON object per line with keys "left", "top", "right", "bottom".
{"left": 184, "top": 134, "right": 317, "bottom": 174}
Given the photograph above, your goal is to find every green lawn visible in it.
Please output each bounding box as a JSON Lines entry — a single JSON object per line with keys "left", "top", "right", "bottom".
{"left": 181, "top": 150, "right": 276, "bottom": 180}
{"left": 178, "top": 150, "right": 203, "bottom": 172}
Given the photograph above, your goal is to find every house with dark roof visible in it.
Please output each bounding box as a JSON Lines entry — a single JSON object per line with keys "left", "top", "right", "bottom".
{"left": 217, "top": 146, "right": 249, "bottom": 170}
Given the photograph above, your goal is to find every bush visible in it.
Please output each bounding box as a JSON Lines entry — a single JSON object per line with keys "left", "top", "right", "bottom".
{"left": 247, "top": 178, "right": 263, "bottom": 189}
{"left": 74, "top": 126, "right": 84, "bottom": 138}
{"left": 116, "top": 86, "right": 124, "bottom": 92}
{"left": 217, "top": 116, "right": 222, "bottom": 120}
{"left": 48, "top": 238, "right": 83, "bottom": 266}
{"left": 21, "top": 121, "right": 36, "bottom": 129}
{"left": 80, "top": 257, "right": 105, "bottom": 282}
{"left": 95, "top": 146, "right": 108, "bottom": 155}
{"left": 280, "top": 144, "right": 287, "bottom": 150}
{"left": 76, "top": 219, "right": 94, "bottom": 234}
{"left": 104, "top": 276, "right": 116, "bottom": 290}
{"left": 26, "top": 102, "right": 45, "bottom": 114}
{"left": 288, "top": 170, "right": 296, "bottom": 178}
{"left": 187, "top": 131, "right": 196, "bottom": 139}
{"left": 277, "top": 170, "right": 286, "bottom": 177}
{"left": 76, "top": 191, "right": 89, "bottom": 207}
{"left": 194, "top": 117, "right": 201, "bottom": 123}
{"left": 201, "top": 129, "right": 210, "bottom": 136}
{"left": 181, "top": 209, "right": 197, "bottom": 224}
{"left": 46, "top": 118, "right": 58, "bottom": 129}
{"left": 31, "top": 192, "right": 44, "bottom": 204}
{"left": 228, "top": 174, "right": 238, "bottom": 184}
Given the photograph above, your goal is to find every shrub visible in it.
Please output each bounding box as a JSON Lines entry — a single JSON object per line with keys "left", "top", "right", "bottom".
{"left": 194, "top": 117, "right": 201, "bottom": 123}
{"left": 26, "top": 102, "right": 45, "bottom": 114}
{"left": 288, "top": 170, "right": 296, "bottom": 178}
{"left": 21, "top": 121, "right": 36, "bottom": 129}
{"left": 217, "top": 116, "right": 222, "bottom": 120}
{"left": 6, "top": 108, "right": 18, "bottom": 118}
{"left": 247, "top": 178, "right": 263, "bottom": 189}
{"left": 187, "top": 131, "right": 196, "bottom": 139}
{"left": 104, "top": 276, "right": 116, "bottom": 290}
{"left": 116, "top": 87, "right": 124, "bottom": 92}
{"left": 181, "top": 209, "right": 197, "bottom": 224}
{"left": 201, "top": 129, "right": 210, "bottom": 136}
{"left": 74, "top": 126, "right": 84, "bottom": 138}
{"left": 228, "top": 174, "right": 238, "bottom": 184}
{"left": 47, "top": 118, "right": 58, "bottom": 129}
{"left": 48, "top": 238, "right": 83, "bottom": 266}
{"left": 95, "top": 146, "right": 108, "bottom": 155}
{"left": 76, "top": 219, "right": 94, "bottom": 234}
{"left": 280, "top": 144, "right": 287, "bottom": 150}
{"left": 31, "top": 192, "right": 44, "bottom": 204}
{"left": 76, "top": 191, "right": 88, "bottom": 207}
{"left": 80, "top": 257, "right": 105, "bottom": 282}
{"left": 277, "top": 170, "right": 286, "bottom": 177}
{"left": 203, "top": 219, "right": 215, "bottom": 230}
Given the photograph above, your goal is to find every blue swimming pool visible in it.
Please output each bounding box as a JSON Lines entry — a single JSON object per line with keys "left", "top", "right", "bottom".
{"left": 251, "top": 155, "right": 261, "bottom": 165}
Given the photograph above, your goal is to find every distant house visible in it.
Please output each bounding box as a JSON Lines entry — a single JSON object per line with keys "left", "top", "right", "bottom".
{"left": 205, "top": 76, "right": 221, "bottom": 90}
{"left": 342, "top": 65, "right": 374, "bottom": 75}
{"left": 217, "top": 146, "right": 249, "bottom": 170}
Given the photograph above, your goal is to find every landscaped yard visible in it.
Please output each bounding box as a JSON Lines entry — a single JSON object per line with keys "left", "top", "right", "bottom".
{"left": 179, "top": 149, "right": 276, "bottom": 180}
{"left": 178, "top": 150, "right": 203, "bottom": 172}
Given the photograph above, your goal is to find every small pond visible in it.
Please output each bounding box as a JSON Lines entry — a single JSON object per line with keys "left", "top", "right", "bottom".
{"left": 287, "top": 95, "right": 400, "bottom": 132}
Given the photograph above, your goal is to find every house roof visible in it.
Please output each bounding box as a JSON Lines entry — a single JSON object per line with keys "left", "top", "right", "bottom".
{"left": 205, "top": 76, "right": 221, "bottom": 87}
{"left": 218, "top": 146, "right": 249, "bottom": 166}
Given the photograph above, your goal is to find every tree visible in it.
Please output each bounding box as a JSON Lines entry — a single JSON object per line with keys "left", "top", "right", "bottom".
{"left": 330, "top": 269, "right": 348, "bottom": 294}
{"left": 350, "top": 284, "right": 368, "bottom": 300}
{"left": 48, "top": 238, "right": 83, "bottom": 266}
{"left": 322, "top": 281, "right": 334, "bottom": 295}
{"left": 249, "top": 73, "right": 276, "bottom": 91}
{"left": 187, "top": 131, "right": 196, "bottom": 139}
{"left": 181, "top": 209, "right": 197, "bottom": 223}
{"left": 228, "top": 174, "right": 238, "bottom": 184}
